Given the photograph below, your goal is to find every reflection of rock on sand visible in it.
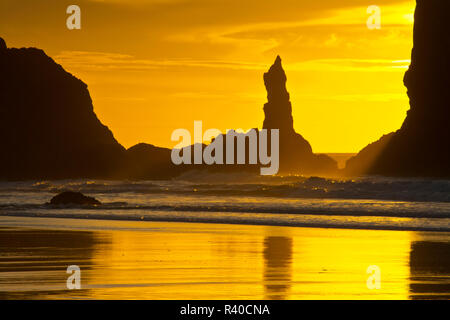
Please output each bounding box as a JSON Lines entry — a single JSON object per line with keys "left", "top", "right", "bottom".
{"left": 0, "top": 228, "right": 111, "bottom": 299}
{"left": 409, "top": 240, "right": 450, "bottom": 299}
{"left": 263, "top": 236, "right": 293, "bottom": 300}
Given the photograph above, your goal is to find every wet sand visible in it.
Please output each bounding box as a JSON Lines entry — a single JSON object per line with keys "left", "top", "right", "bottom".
{"left": 0, "top": 216, "right": 449, "bottom": 299}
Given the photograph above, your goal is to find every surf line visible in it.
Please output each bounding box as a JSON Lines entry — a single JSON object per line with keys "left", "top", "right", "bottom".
{"left": 171, "top": 120, "right": 279, "bottom": 175}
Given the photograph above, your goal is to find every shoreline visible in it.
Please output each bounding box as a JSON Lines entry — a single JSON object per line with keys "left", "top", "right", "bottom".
{"left": 1, "top": 212, "right": 449, "bottom": 233}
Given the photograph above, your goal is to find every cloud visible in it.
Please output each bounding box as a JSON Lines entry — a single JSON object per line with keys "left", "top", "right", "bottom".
{"left": 296, "top": 92, "right": 407, "bottom": 102}
{"left": 55, "top": 50, "right": 411, "bottom": 74}
{"left": 54, "top": 51, "right": 268, "bottom": 71}
{"left": 290, "top": 58, "right": 411, "bottom": 72}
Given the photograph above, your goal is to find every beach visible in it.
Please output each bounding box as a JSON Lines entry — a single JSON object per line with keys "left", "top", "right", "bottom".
{"left": 1, "top": 216, "right": 449, "bottom": 300}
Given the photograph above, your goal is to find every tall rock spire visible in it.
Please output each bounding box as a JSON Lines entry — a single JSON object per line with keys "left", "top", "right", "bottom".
{"left": 263, "top": 56, "right": 294, "bottom": 133}
{"left": 262, "top": 56, "right": 337, "bottom": 174}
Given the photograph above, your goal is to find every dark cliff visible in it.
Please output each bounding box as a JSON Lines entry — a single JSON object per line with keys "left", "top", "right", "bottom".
{"left": 0, "top": 39, "right": 126, "bottom": 179}
{"left": 345, "top": 0, "right": 450, "bottom": 178}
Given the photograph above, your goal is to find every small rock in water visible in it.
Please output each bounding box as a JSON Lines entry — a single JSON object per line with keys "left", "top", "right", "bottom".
{"left": 50, "top": 191, "right": 101, "bottom": 205}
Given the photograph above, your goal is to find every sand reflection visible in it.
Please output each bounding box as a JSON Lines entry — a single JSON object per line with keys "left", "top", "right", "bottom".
{"left": 263, "top": 236, "right": 293, "bottom": 299}
{"left": 0, "top": 226, "right": 111, "bottom": 299}
{"left": 1, "top": 217, "right": 450, "bottom": 299}
{"left": 409, "top": 236, "right": 450, "bottom": 299}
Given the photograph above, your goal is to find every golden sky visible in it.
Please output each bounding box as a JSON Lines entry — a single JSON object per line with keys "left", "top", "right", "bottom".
{"left": 0, "top": 0, "right": 415, "bottom": 152}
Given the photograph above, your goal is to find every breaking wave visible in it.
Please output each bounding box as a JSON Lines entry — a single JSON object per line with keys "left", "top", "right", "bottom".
{"left": 1, "top": 176, "right": 450, "bottom": 232}
{"left": 1, "top": 175, "right": 450, "bottom": 202}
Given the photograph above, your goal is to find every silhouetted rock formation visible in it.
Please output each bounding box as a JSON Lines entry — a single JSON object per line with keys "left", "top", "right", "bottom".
{"left": 0, "top": 38, "right": 6, "bottom": 50}
{"left": 50, "top": 191, "right": 101, "bottom": 206}
{"left": 0, "top": 37, "right": 336, "bottom": 179}
{"left": 263, "top": 56, "right": 337, "bottom": 174}
{"left": 345, "top": 133, "right": 394, "bottom": 175}
{"left": 0, "top": 38, "right": 177, "bottom": 180}
{"left": 124, "top": 143, "right": 181, "bottom": 179}
{"left": 177, "top": 56, "right": 337, "bottom": 176}
{"left": 346, "top": 0, "right": 450, "bottom": 178}
{"left": 0, "top": 38, "right": 126, "bottom": 179}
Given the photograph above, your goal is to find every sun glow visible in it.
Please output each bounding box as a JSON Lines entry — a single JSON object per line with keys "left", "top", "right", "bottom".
{"left": 1, "top": 0, "right": 417, "bottom": 153}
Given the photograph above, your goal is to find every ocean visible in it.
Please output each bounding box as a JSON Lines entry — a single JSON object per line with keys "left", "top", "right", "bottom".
{"left": 1, "top": 174, "right": 449, "bottom": 232}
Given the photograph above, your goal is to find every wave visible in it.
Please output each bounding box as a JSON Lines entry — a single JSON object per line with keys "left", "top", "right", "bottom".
{"left": 1, "top": 197, "right": 450, "bottom": 219}
{"left": 1, "top": 176, "right": 450, "bottom": 203}
{"left": 1, "top": 177, "right": 450, "bottom": 232}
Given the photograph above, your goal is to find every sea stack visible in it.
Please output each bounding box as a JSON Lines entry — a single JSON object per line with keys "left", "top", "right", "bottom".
{"left": 346, "top": 0, "right": 450, "bottom": 178}
{"left": 263, "top": 56, "right": 337, "bottom": 174}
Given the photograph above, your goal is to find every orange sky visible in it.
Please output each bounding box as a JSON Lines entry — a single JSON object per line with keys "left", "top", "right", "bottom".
{"left": 0, "top": 0, "right": 415, "bottom": 152}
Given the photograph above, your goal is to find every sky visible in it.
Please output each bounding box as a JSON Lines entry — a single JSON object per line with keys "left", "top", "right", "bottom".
{"left": 0, "top": 0, "right": 416, "bottom": 152}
